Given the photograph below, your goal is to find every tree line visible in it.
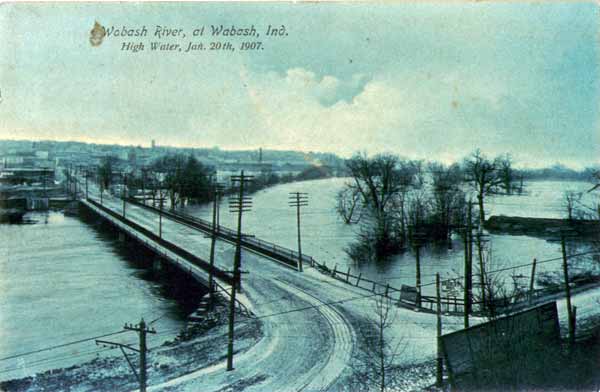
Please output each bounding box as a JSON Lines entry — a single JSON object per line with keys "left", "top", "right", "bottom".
{"left": 95, "top": 153, "right": 336, "bottom": 209}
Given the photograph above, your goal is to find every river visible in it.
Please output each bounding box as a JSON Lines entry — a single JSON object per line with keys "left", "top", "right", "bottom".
{"left": 0, "top": 210, "right": 203, "bottom": 381}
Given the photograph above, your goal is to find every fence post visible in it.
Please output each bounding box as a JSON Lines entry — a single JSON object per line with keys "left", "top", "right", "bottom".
{"left": 372, "top": 281, "right": 377, "bottom": 293}
{"left": 529, "top": 258, "right": 537, "bottom": 305}
{"left": 332, "top": 264, "right": 337, "bottom": 277}
{"left": 346, "top": 267, "right": 351, "bottom": 283}
{"left": 356, "top": 273, "right": 362, "bottom": 287}
{"left": 385, "top": 283, "right": 390, "bottom": 298}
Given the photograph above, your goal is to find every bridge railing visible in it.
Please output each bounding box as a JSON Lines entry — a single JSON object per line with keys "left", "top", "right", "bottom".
{"left": 128, "top": 198, "right": 313, "bottom": 269}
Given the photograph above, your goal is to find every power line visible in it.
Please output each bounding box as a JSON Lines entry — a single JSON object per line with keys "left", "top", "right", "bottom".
{"left": 0, "top": 330, "right": 130, "bottom": 363}
{"left": 417, "top": 250, "right": 600, "bottom": 289}
{"left": 0, "top": 345, "right": 128, "bottom": 375}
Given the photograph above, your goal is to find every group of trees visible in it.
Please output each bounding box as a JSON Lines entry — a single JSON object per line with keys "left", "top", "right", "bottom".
{"left": 338, "top": 149, "right": 517, "bottom": 262}
{"left": 97, "top": 154, "right": 215, "bottom": 208}
{"left": 94, "top": 153, "right": 336, "bottom": 210}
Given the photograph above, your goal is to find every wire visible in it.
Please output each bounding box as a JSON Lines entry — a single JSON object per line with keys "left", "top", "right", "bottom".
{"left": 417, "top": 250, "right": 600, "bottom": 289}
{"left": 0, "top": 346, "right": 120, "bottom": 375}
{"left": 0, "top": 330, "right": 130, "bottom": 363}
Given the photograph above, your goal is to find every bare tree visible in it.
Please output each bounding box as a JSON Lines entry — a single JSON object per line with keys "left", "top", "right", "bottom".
{"left": 356, "top": 295, "right": 406, "bottom": 392}
{"left": 497, "top": 153, "right": 515, "bottom": 195}
{"left": 463, "top": 149, "right": 504, "bottom": 225}
{"left": 335, "top": 186, "right": 362, "bottom": 224}
{"left": 587, "top": 168, "right": 600, "bottom": 192}
{"left": 346, "top": 153, "right": 401, "bottom": 215}
{"left": 429, "top": 162, "right": 465, "bottom": 241}
{"left": 345, "top": 153, "right": 405, "bottom": 258}
{"left": 563, "top": 190, "right": 582, "bottom": 221}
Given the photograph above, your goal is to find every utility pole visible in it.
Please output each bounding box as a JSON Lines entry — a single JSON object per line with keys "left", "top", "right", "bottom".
{"left": 228, "top": 170, "right": 253, "bottom": 293}
{"left": 412, "top": 228, "right": 426, "bottom": 308}
{"left": 66, "top": 164, "right": 70, "bottom": 196}
{"left": 85, "top": 169, "right": 89, "bottom": 200}
{"left": 141, "top": 168, "right": 146, "bottom": 206}
{"left": 122, "top": 173, "right": 127, "bottom": 218}
{"left": 208, "top": 182, "right": 224, "bottom": 309}
{"left": 467, "top": 200, "right": 473, "bottom": 314}
{"left": 288, "top": 192, "right": 308, "bottom": 272}
{"left": 158, "top": 196, "right": 164, "bottom": 239}
{"left": 73, "top": 166, "right": 78, "bottom": 199}
{"left": 96, "top": 318, "right": 156, "bottom": 392}
{"left": 476, "top": 232, "right": 489, "bottom": 313}
{"left": 216, "top": 188, "right": 221, "bottom": 231}
{"left": 561, "top": 233, "right": 575, "bottom": 346}
{"left": 436, "top": 273, "right": 443, "bottom": 387}
{"left": 463, "top": 200, "right": 472, "bottom": 327}
{"left": 226, "top": 170, "right": 253, "bottom": 371}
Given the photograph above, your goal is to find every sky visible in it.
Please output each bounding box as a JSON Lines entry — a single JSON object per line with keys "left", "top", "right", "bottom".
{"left": 0, "top": 2, "right": 599, "bottom": 168}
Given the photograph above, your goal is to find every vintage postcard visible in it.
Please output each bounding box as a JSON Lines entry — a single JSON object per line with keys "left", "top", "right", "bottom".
{"left": 0, "top": 1, "right": 599, "bottom": 391}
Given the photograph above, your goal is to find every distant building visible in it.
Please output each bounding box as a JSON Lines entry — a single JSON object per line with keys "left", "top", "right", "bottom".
{"left": 151, "top": 139, "right": 156, "bottom": 149}
{"left": 0, "top": 168, "right": 55, "bottom": 185}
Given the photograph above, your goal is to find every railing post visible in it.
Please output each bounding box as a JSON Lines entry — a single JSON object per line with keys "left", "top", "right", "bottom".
{"left": 356, "top": 273, "right": 362, "bottom": 287}
{"left": 529, "top": 258, "right": 537, "bottom": 305}
{"left": 332, "top": 264, "right": 337, "bottom": 277}
{"left": 346, "top": 267, "right": 351, "bottom": 283}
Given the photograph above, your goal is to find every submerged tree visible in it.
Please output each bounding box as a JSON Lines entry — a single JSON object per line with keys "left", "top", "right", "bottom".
{"left": 345, "top": 153, "right": 404, "bottom": 258}
{"left": 563, "top": 190, "right": 582, "bottom": 221}
{"left": 429, "top": 162, "right": 465, "bottom": 241}
{"left": 497, "top": 153, "right": 515, "bottom": 195}
{"left": 335, "top": 187, "right": 362, "bottom": 224}
{"left": 463, "top": 149, "right": 507, "bottom": 225}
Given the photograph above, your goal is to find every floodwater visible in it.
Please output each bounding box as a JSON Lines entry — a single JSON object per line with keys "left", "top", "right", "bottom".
{"left": 0, "top": 210, "right": 204, "bottom": 381}
{"left": 185, "top": 178, "right": 599, "bottom": 296}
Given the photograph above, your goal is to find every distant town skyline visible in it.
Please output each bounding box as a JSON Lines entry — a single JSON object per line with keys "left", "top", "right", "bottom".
{"left": 1, "top": 2, "right": 598, "bottom": 169}
{"left": 1, "top": 137, "right": 597, "bottom": 171}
